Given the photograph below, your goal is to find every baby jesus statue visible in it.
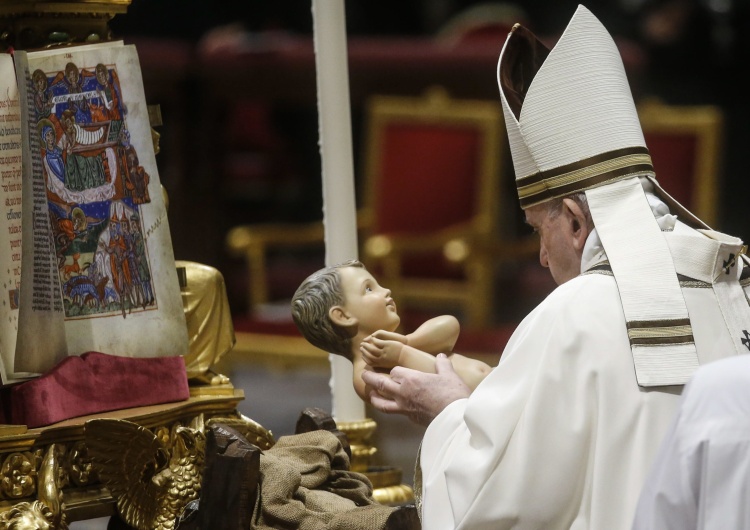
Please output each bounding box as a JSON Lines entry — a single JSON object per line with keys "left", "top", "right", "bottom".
{"left": 292, "top": 260, "right": 492, "bottom": 400}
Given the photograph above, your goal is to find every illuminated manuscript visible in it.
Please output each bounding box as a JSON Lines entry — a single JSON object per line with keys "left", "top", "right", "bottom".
{"left": 0, "top": 43, "right": 187, "bottom": 384}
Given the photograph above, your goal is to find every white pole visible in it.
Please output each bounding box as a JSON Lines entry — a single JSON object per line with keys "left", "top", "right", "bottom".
{"left": 311, "top": 0, "right": 366, "bottom": 422}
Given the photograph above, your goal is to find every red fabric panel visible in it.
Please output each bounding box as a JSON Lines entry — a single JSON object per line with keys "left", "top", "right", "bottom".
{"left": 373, "top": 123, "right": 481, "bottom": 279}
{"left": 644, "top": 132, "right": 697, "bottom": 208}
{"left": 374, "top": 123, "right": 480, "bottom": 234}
{"left": 10, "top": 352, "right": 189, "bottom": 428}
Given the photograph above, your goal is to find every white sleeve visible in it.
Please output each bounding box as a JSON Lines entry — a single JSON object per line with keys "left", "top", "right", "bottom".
{"left": 419, "top": 278, "right": 603, "bottom": 529}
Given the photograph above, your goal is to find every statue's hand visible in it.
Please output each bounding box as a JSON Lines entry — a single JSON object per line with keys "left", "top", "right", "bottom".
{"left": 360, "top": 335, "right": 403, "bottom": 369}
{"left": 369, "top": 329, "right": 407, "bottom": 344}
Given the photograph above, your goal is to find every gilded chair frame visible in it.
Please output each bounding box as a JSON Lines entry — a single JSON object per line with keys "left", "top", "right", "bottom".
{"left": 360, "top": 86, "right": 504, "bottom": 328}
{"left": 637, "top": 98, "right": 724, "bottom": 228}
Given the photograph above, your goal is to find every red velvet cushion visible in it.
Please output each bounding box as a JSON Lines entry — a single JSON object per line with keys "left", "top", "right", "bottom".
{"left": 9, "top": 352, "right": 189, "bottom": 428}
{"left": 644, "top": 132, "right": 697, "bottom": 208}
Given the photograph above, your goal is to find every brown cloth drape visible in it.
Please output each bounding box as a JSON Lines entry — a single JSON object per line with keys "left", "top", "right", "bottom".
{"left": 252, "top": 430, "right": 398, "bottom": 530}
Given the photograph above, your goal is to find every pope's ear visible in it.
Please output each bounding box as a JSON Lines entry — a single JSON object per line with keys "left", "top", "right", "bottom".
{"left": 562, "top": 197, "right": 589, "bottom": 251}
{"left": 329, "top": 305, "right": 357, "bottom": 328}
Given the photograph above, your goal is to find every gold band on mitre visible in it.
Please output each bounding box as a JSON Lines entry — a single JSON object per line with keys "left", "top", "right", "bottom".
{"left": 516, "top": 146, "right": 655, "bottom": 208}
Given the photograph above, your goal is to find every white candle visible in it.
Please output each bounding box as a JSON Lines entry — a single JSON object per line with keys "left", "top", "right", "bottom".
{"left": 311, "top": 0, "right": 366, "bottom": 422}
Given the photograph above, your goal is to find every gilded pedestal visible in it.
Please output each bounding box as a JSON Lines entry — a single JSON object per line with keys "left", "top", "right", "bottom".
{"left": 338, "top": 418, "right": 415, "bottom": 506}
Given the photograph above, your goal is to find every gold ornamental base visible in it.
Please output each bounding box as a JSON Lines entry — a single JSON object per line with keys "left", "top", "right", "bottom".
{"left": 337, "top": 418, "right": 415, "bottom": 506}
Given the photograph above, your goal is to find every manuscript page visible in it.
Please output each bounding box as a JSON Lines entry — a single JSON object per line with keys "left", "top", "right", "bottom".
{"left": 8, "top": 43, "right": 188, "bottom": 380}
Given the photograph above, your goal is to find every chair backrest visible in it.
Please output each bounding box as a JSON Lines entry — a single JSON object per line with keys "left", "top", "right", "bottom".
{"left": 358, "top": 87, "right": 506, "bottom": 326}
{"left": 638, "top": 99, "right": 724, "bottom": 228}
{"left": 361, "top": 86, "right": 503, "bottom": 245}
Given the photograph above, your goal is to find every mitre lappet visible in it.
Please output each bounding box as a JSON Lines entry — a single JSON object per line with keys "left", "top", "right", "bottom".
{"left": 497, "top": 4, "right": 750, "bottom": 386}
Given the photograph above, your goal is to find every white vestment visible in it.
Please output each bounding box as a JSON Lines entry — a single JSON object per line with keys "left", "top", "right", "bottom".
{"left": 631, "top": 354, "right": 750, "bottom": 530}
{"left": 420, "top": 221, "right": 748, "bottom": 529}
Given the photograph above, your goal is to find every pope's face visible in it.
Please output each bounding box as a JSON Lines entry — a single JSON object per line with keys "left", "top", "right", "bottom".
{"left": 337, "top": 266, "right": 400, "bottom": 334}
{"left": 525, "top": 203, "right": 582, "bottom": 285}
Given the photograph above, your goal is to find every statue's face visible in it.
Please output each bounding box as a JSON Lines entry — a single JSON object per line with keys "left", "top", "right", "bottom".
{"left": 336, "top": 266, "right": 400, "bottom": 334}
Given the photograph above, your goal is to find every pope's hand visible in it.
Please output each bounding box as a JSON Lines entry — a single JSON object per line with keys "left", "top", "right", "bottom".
{"left": 362, "top": 353, "right": 471, "bottom": 426}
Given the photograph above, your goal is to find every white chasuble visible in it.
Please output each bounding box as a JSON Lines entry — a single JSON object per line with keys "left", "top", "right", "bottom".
{"left": 420, "top": 271, "right": 740, "bottom": 529}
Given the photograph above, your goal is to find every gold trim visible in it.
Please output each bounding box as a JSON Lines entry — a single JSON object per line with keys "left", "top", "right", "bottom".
{"left": 338, "top": 418, "right": 378, "bottom": 472}
{"left": 189, "top": 382, "right": 239, "bottom": 398}
{"left": 0, "top": 427, "right": 28, "bottom": 437}
{"left": 627, "top": 325, "right": 692, "bottom": 339}
{"left": 366, "top": 467, "right": 415, "bottom": 506}
{"left": 516, "top": 147, "right": 655, "bottom": 207}
{"left": 626, "top": 319, "right": 694, "bottom": 346}
{"left": 371, "top": 484, "right": 415, "bottom": 506}
{"left": 518, "top": 154, "right": 653, "bottom": 197}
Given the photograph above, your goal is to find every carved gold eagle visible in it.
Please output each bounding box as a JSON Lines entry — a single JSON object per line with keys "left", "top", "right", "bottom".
{"left": 84, "top": 416, "right": 206, "bottom": 530}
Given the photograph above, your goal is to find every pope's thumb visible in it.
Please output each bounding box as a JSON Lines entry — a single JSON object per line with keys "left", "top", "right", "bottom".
{"left": 435, "top": 353, "right": 454, "bottom": 373}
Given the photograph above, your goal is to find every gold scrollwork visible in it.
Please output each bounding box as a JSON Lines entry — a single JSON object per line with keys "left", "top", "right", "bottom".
{"left": 68, "top": 442, "right": 95, "bottom": 487}
{"left": 0, "top": 444, "right": 66, "bottom": 529}
{"left": 0, "top": 453, "right": 36, "bottom": 499}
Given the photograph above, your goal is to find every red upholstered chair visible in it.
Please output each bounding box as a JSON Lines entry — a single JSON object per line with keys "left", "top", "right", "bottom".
{"left": 360, "top": 86, "right": 520, "bottom": 329}
{"left": 638, "top": 98, "right": 724, "bottom": 228}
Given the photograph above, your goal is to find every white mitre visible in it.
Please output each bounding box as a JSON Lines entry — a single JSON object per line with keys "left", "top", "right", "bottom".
{"left": 496, "top": 5, "right": 720, "bottom": 386}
